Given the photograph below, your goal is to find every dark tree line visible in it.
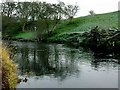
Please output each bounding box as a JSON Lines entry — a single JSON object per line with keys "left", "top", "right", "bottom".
{"left": 1, "top": 1, "right": 79, "bottom": 39}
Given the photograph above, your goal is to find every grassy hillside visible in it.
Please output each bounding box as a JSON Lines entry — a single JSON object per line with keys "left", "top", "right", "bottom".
{"left": 55, "top": 11, "right": 117, "bottom": 34}
{"left": 49, "top": 11, "right": 118, "bottom": 42}
{"left": 15, "top": 11, "right": 118, "bottom": 41}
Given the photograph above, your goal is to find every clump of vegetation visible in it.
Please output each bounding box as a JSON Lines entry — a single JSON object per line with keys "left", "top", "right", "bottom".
{"left": 50, "top": 25, "right": 120, "bottom": 57}
{"left": 1, "top": 44, "right": 18, "bottom": 89}
{"left": 80, "top": 26, "right": 120, "bottom": 54}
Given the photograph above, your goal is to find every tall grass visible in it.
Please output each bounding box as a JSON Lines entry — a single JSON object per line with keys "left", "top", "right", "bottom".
{"left": 0, "top": 43, "right": 18, "bottom": 89}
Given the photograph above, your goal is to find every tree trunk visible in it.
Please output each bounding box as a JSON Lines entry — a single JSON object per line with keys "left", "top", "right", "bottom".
{"left": 22, "top": 22, "right": 26, "bottom": 32}
{"left": 45, "top": 21, "right": 50, "bottom": 34}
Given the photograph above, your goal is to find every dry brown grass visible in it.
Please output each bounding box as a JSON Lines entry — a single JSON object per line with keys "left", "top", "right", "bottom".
{"left": 0, "top": 42, "right": 18, "bottom": 89}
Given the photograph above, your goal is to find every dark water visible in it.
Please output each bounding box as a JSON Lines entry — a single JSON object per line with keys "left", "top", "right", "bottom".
{"left": 8, "top": 41, "right": 119, "bottom": 88}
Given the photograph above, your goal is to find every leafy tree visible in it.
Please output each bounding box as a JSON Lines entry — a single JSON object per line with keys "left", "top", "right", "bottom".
{"left": 2, "top": 2, "right": 16, "bottom": 17}
{"left": 1, "top": 1, "right": 80, "bottom": 40}
{"left": 16, "top": 2, "right": 31, "bottom": 31}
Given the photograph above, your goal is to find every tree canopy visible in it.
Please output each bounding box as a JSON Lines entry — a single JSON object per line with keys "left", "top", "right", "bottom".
{"left": 2, "top": 1, "right": 79, "bottom": 40}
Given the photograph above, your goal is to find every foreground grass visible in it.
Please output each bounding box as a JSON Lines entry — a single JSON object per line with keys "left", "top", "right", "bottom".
{"left": 1, "top": 44, "right": 18, "bottom": 89}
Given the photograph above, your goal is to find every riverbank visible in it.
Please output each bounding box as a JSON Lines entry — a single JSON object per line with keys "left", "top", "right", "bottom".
{"left": 11, "top": 11, "right": 118, "bottom": 41}
{"left": 4, "top": 27, "right": 120, "bottom": 57}
{"left": 2, "top": 11, "right": 119, "bottom": 57}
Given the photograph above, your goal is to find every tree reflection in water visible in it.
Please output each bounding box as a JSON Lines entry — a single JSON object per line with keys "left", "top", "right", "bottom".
{"left": 6, "top": 41, "right": 119, "bottom": 88}
{"left": 12, "top": 43, "right": 82, "bottom": 81}
{"left": 9, "top": 41, "right": 119, "bottom": 82}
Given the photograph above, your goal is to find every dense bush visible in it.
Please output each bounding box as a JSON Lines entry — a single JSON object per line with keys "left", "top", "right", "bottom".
{"left": 80, "top": 26, "right": 120, "bottom": 54}
{"left": 2, "top": 16, "right": 22, "bottom": 38}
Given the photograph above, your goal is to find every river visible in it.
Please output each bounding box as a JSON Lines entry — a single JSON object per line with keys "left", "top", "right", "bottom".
{"left": 7, "top": 41, "right": 119, "bottom": 88}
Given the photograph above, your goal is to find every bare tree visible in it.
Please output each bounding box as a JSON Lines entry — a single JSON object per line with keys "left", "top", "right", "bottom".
{"left": 89, "top": 10, "right": 95, "bottom": 15}
{"left": 64, "top": 4, "right": 79, "bottom": 21}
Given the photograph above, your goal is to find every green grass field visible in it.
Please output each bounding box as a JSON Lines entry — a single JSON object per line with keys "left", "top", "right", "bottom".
{"left": 55, "top": 11, "right": 117, "bottom": 33}
{"left": 15, "top": 11, "right": 118, "bottom": 41}
{"left": 14, "top": 32, "right": 37, "bottom": 39}
{"left": 49, "top": 11, "right": 118, "bottom": 41}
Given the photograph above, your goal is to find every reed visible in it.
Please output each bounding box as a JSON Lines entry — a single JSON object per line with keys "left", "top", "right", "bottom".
{"left": 0, "top": 43, "right": 18, "bottom": 89}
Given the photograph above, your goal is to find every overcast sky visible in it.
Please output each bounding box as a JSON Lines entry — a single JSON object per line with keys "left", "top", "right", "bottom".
{"left": 2, "top": 0, "right": 120, "bottom": 17}
{"left": 42, "top": 0, "right": 119, "bottom": 17}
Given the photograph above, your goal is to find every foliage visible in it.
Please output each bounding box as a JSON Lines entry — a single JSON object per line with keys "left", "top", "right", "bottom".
{"left": 2, "top": 15, "right": 22, "bottom": 38}
{"left": 58, "top": 2, "right": 79, "bottom": 20}
{"left": 80, "top": 26, "right": 120, "bottom": 54}
{"left": 13, "top": 11, "right": 118, "bottom": 42}
{"left": 2, "top": 1, "right": 79, "bottom": 40}
{"left": 1, "top": 44, "right": 18, "bottom": 89}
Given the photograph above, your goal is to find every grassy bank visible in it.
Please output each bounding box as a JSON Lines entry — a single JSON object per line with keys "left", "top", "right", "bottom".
{"left": 13, "top": 11, "right": 118, "bottom": 43}
{"left": 48, "top": 11, "right": 118, "bottom": 42}
{"left": 1, "top": 44, "right": 18, "bottom": 89}
{"left": 14, "top": 32, "right": 37, "bottom": 40}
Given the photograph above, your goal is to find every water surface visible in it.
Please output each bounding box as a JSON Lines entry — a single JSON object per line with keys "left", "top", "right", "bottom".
{"left": 8, "top": 41, "right": 119, "bottom": 88}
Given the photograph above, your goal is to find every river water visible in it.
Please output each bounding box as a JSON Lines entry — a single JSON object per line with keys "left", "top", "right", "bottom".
{"left": 7, "top": 41, "right": 119, "bottom": 88}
